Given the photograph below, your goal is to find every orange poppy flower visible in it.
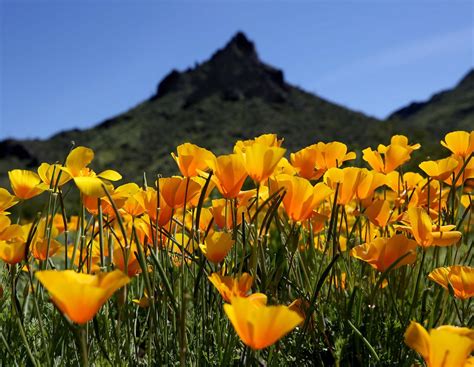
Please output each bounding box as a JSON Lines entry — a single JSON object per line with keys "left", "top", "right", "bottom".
{"left": 233, "top": 134, "right": 283, "bottom": 154}
{"left": 171, "top": 142, "right": 215, "bottom": 177}
{"left": 362, "top": 145, "right": 411, "bottom": 174}
{"left": 158, "top": 176, "right": 201, "bottom": 209}
{"left": 61, "top": 147, "right": 122, "bottom": 197}
{"left": 405, "top": 321, "right": 474, "bottom": 367}
{"left": 428, "top": 266, "right": 474, "bottom": 300}
{"left": 324, "top": 167, "right": 362, "bottom": 205}
{"left": 290, "top": 142, "right": 356, "bottom": 180}
{"left": 210, "top": 199, "right": 245, "bottom": 229}
{"left": 443, "top": 154, "right": 474, "bottom": 187}
{"left": 35, "top": 269, "right": 130, "bottom": 324}
{"left": 37, "top": 162, "right": 71, "bottom": 188}
{"left": 0, "top": 188, "right": 19, "bottom": 214}
{"left": 272, "top": 157, "right": 297, "bottom": 177}
{"left": 199, "top": 231, "right": 234, "bottom": 263}
{"left": 240, "top": 143, "right": 286, "bottom": 184}
{"left": 405, "top": 207, "right": 462, "bottom": 247}
{"left": 208, "top": 154, "right": 248, "bottom": 198}
{"left": 188, "top": 176, "right": 215, "bottom": 207}
{"left": 350, "top": 234, "right": 417, "bottom": 272}
{"left": 8, "top": 169, "right": 45, "bottom": 200}
{"left": 0, "top": 216, "right": 26, "bottom": 265}
{"left": 29, "top": 218, "right": 62, "bottom": 261}
{"left": 121, "top": 188, "right": 148, "bottom": 217}
{"left": 224, "top": 296, "right": 303, "bottom": 350}
{"left": 142, "top": 187, "right": 173, "bottom": 227}
{"left": 208, "top": 272, "right": 254, "bottom": 302}
{"left": 419, "top": 157, "right": 459, "bottom": 181}
{"left": 384, "top": 171, "right": 423, "bottom": 193}
{"left": 290, "top": 145, "right": 319, "bottom": 180}
{"left": 276, "top": 174, "right": 332, "bottom": 222}
{"left": 365, "top": 199, "right": 391, "bottom": 227}
{"left": 314, "top": 141, "right": 356, "bottom": 174}
{"left": 378, "top": 135, "right": 420, "bottom": 154}
{"left": 440, "top": 131, "right": 474, "bottom": 158}
{"left": 113, "top": 243, "right": 143, "bottom": 277}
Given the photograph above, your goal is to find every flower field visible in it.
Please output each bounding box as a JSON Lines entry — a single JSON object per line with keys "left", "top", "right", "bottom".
{"left": 0, "top": 131, "right": 473, "bottom": 366}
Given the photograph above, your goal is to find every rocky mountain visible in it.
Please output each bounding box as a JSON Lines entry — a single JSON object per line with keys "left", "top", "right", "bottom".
{"left": 1, "top": 32, "right": 472, "bottom": 185}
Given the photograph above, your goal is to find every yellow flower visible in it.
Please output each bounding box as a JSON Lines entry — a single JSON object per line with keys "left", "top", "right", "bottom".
{"left": 143, "top": 187, "right": 173, "bottom": 227}
{"left": 0, "top": 188, "right": 19, "bottom": 214}
{"left": 121, "top": 188, "right": 147, "bottom": 217}
{"left": 314, "top": 141, "right": 356, "bottom": 174}
{"left": 406, "top": 207, "right": 462, "bottom": 247}
{"left": 208, "top": 272, "right": 253, "bottom": 302}
{"left": 113, "top": 243, "right": 143, "bottom": 277}
{"left": 290, "top": 145, "right": 319, "bottom": 180}
{"left": 428, "top": 266, "right": 474, "bottom": 300}
{"left": 365, "top": 199, "right": 391, "bottom": 227}
{"left": 0, "top": 216, "right": 26, "bottom": 265}
{"left": 362, "top": 136, "right": 418, "bottom": 174}
{"left": 37, "top": 163, "right": 71, "bottom": 188}
{"left": 385, "top": 171, "right": 423, "bottom": 193}
{"left": 350, "top": 234, "right": 417, "bottom": 272}
{"left": 290, "top": 142, "right": 356, "bottom": 180}
{"left": 185, "top": 207, "right": 213, "bottom": 235}
{"left": 210, "top": 198, "right": 245, "bottom": 229}
{"left": 158, "top": 176, "right": 201, "bottom": 209}
{"left": 303, "top": 211, "right": 329, "bottom": 234}
{"left": 171, "top": 142, "right": 215, "bottom": 177}
{"left": 233, "top": 133, "right": 283, "bottom": 154}
{"left": 36, "top": 270, "right": 129, "bottom": 324}
{"left": 403, "top": 179, "right": 443, "bottom": 211}
{"left": 207, "top": 154, "right": 248, "bottom": 199}
{"left": 461, "top": 194, "right": 471, "bottom": 210}
{"left": 404, "top": 321, "right": 474, "bottom": 367}
{"left": 441, "top": 131, "right": 474, "bottom": 158}
{"left": 62, "top": 146, "right": 122, "bottom": 197}
{"left": 355, "top": 169, "right": 386, "bottom": 201}
{"left": 443, "top": 154, "right": 474, "bottom": 187}
{"left": 29, "top": 218, "right": 62, "bottom": 261}
{"left": 276, "top": 174, "right": 332, "bottom": 222}
{"left": 272, "top": 157, "right": 297, "bottom": 177}
{"left": 419, "top": 157, "right": 459, "bottom": 181}
{"left": 362, "top": 145, "right": 411, "bottom": 174}
{"left": 324, "top": 167, "right": 361, "bottom": 205}
{"left": 240, "top": 143, "right": 286, "bottom": 184}
{"left": 168, "top": 233, "right": 195, "bottom": 267}
{"left": 188, "top": 176, "right": 215, "bottom": 208}
{"left": 378, "top": 135, "right": 421, "bottom": 153}
{"left": 82, "top": 182, "right": 137, "bottom": 217}
{"left": 8, "top": 169, "right": 45, "bottom": 200}
{"left": 224, "top": 296, "right": 303, "bottom": 350}
{"left": 199, "top": 231, "right": 234, "bottom": 263}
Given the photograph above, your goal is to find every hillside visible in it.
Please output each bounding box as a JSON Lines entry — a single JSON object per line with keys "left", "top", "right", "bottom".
{"left": 1, "top": 32, "right": 472, "bottom": 186}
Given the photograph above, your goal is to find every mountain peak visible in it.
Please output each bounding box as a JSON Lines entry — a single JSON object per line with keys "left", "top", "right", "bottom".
{"left": 154, "top": 32, "right": 287, "bottom": 103}
{"left": 211, "top": 31, "right": 258, "bottom": 61}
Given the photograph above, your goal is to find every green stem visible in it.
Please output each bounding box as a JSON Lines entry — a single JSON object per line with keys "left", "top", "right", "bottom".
{"left": 407, "top": 249, "right": 426, "bottom": 323}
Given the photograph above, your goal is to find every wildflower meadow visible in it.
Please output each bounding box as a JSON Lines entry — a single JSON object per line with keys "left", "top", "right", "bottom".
{"left": 0, "top": 130, "right": 473, "bottom": 366}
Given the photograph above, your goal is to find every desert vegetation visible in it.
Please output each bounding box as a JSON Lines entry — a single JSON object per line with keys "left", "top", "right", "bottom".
{"left": 0, "top": 130, "right": 473, "bottom": 366}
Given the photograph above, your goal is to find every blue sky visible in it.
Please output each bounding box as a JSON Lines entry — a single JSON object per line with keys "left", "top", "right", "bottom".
{"left": 1, "top": 0, "right": 473, "bottom": 139}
